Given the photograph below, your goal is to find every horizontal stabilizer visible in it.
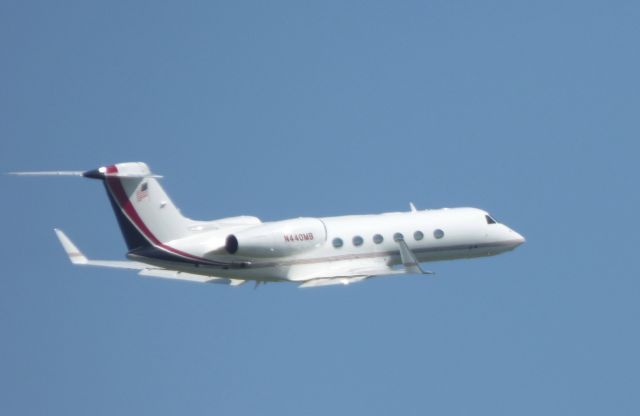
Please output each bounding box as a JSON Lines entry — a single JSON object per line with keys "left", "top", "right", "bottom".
{"left": 90, "top": 171, "right": 163, "bottom": 179}
{"left": 8, "top": 167, "right": 161, "bottom": 179}
{"left": 9, "top": 171, "right": 83, "bottom": 176}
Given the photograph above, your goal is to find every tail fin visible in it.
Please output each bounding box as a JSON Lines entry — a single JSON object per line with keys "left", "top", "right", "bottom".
{"left": 83, "top": 162, "right": 192, "bottom": 250}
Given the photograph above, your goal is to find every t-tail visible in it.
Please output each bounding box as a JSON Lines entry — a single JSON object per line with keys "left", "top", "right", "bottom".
{"left": 11, "top": 162, "right": 192, "bottom": 251}
{"left": 83, "top": 162, "right": 193, "bottom": 251}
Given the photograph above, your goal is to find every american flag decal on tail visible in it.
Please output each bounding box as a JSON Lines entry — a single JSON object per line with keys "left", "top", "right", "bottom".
{"left": 136, "top": 182, "right": 149, "bottom": 201}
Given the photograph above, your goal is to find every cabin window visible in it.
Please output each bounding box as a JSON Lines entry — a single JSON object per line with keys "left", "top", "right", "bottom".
{"left": 332, "top": 238, "right": 344, "bottom": 248}
{"left": 433, "top": 229, "right": 445, "bottom": 239}
{"left": 352, "top": 236, "right": 364, "bottom": 246}
{"left": 414, "top": 231, "right": 424, "bottom": 241}
{"left": 486, "top": 215, "right": 497, "bottom": 224}
{"left": 393, "top": 232, "right": 404, "bottom": 242}
{"left": 373, "top": 234, "right": 384, "bottom": 244}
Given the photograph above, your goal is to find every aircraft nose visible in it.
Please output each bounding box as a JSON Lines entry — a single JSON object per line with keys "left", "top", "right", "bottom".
{"left": 512, "top": 230, "right": 526, "bottom": 247}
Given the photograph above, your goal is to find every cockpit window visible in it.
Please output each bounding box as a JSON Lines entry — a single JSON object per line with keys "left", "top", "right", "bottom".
{"left": 485, "top": 215, "right": 497, "bottom": 225}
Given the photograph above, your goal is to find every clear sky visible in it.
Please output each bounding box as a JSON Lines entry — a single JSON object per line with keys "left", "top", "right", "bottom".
{"left": 2, "top": 1, "right": 639, "bottom": 415}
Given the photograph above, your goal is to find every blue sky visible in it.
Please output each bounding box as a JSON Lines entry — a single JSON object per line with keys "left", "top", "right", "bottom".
{"left": 2, "top": 1, "right": 639, "bottom": 414}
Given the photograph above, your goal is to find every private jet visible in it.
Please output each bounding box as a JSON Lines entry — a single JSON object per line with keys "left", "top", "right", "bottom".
{"left": 12, "top": 162, "right": 525, "bottom": 287}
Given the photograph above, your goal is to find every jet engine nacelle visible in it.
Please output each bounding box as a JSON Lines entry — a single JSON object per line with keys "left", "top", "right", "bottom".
{"left": 225, "top": 218, "right": 327, "bottom": 257}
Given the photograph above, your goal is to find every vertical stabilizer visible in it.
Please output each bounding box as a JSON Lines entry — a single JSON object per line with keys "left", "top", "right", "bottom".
{"left": 84, "top": 162, "right": 192, "bottom": 250}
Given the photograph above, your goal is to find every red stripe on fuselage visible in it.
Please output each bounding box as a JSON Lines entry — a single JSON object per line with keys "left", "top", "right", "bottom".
{"left": 104, "top": 165, "right": 216, "bottom": 265}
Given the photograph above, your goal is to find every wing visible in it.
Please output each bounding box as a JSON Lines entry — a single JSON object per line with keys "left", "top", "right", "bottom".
{"left": 54, "top": 229, "right": 243, "bottom": 285}
{"left": 55, "top": 229, "right": 149, "bottom": 269}
{"left": 296, "top": 239, "right": 434, "bottom": 288}
{"left": 138, "top": 268, "right": 241, "bottom": 285}
{"left": 298, "top": 275, "right": 370, "bottom": 288}
{"left": 294, "top": 264, "right": 412, "bottom": 288}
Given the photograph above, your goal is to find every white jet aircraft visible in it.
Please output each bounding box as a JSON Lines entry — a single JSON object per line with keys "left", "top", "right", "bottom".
{"left": 13, "top": 162, "right": 525, "bottom": 288}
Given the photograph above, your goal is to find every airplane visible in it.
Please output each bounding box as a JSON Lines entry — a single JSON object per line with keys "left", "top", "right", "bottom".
{"left": 11, "top": 162, "right": 525, "bottom": 288}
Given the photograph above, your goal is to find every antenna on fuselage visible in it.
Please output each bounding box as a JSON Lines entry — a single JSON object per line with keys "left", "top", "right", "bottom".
{"left": 409, "top": 202, "right": 417, "bottom": 212}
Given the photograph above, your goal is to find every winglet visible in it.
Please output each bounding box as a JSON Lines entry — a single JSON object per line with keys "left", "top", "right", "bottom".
{"left": 396, "top": 238, "right": 434, "bottom": 275}
{"left": 54, "top": 229, "right": 88, "bottom": 264}
{"left": 53, "top": 229, "right": 159, "bottom": 270}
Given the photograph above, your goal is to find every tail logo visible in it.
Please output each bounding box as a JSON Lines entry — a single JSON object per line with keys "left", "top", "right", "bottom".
{"left": 136, "top": 182, "right": 149, "bottom": 202}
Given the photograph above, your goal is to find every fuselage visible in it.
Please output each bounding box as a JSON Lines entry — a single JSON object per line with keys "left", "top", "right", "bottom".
{"left": 129, "top": 207, "right": 525, "bottom": 282}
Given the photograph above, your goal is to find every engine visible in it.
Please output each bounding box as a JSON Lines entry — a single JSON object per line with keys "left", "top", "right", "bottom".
{"left": 225, "top": 218, "right": 327, "bottom": 257}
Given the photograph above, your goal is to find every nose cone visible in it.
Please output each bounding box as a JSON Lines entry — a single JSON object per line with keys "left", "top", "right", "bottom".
{"left": 511, "top": 230, "right": 526, "bottom": 248}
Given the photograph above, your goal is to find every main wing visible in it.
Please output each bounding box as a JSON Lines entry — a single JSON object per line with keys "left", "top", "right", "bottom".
{"left": 295, "top": 237, "right": 434, "bottom": 288}
{"left": 53, "top": 229, "right": 238, "bottom": 285}
{"left": 54, "top": 230, "right": 434, "bottom": 288}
